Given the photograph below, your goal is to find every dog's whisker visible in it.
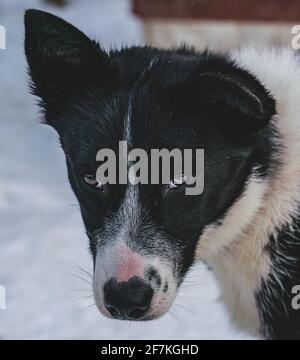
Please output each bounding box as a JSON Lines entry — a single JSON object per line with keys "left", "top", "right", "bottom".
{"left": 167, "top": 309, "right": 179, "bottom": 321}
{"left": 173, "top": 302, "right": 193, "bottom": 314}
{"left": 63, "top": 260, "right": 93, "bottom": 279}
{"left": 65, "top": 272, "right": 92, "bottom": 286}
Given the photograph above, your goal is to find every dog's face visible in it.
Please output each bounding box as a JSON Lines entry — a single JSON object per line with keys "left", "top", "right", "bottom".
{"left": 25, "top": 10, "right": 275, "bottom": 320}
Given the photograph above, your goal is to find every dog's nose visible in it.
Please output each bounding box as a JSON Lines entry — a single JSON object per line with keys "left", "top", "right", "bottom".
{"left": 103, "top": 276, "right": 153, "bottom": 320}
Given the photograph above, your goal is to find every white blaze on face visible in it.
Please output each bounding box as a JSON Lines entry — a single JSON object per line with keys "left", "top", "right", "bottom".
{"left": 93, "top": 185, "right": 178, "bottom": 319}
{"left": 93, "top": 98, "right": 179, "bottom": 319}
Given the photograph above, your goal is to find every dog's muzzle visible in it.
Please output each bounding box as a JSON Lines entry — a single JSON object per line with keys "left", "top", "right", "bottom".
{"left": 93, "top": 242, "right": 177, "bottom": 320}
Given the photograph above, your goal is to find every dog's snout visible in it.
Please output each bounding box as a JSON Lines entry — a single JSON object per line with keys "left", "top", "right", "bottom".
{"left": 103, "top": 276, "right": 153, "bottom": 320}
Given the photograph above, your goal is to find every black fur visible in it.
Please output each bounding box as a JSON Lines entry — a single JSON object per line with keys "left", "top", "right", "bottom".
{"left": 256, "top": 218, "right": 300, "bottom": 339}
{"left": 25, "top": 9, "right": 284, "bottom": 335}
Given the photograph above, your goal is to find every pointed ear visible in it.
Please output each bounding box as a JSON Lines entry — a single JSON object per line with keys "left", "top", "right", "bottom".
{"left": 169, "top": 71, "right": 276, "bottom": 137}
{"left": 24, "top": 9, "right": 117, "bottom": 110}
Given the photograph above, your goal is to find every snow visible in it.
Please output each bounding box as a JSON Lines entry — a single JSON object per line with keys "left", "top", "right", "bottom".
{"left": 0, "top": 0, "right": 253, "bottom": 339}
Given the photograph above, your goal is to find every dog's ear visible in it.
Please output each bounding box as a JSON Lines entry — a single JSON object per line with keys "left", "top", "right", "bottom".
{"left": 169, "top": 72, "right": 276, "bottom": 138}
{"left": 24, "top": 9, "right": 117, "bottom": 112}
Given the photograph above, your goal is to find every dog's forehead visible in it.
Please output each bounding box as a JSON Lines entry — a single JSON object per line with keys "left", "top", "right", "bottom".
{"left": 64, "top": 52, "right": 232, "bottom": 159}
{"left": 67, "top": 96, "right": 221, "bottom": 167}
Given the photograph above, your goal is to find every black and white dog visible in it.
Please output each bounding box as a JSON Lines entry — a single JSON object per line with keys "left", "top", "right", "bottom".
{"left": 24, "top": 10, "right": 300, "bottom": 339}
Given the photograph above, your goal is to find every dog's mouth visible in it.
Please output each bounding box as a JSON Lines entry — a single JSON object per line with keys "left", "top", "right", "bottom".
{"left": 92, "top": 243, "right": 178, "bottom": 321}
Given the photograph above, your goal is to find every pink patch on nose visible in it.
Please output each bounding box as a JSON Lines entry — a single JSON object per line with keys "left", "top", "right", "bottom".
{"left": 116, "top": 243, "right": 144, "bottom": 282}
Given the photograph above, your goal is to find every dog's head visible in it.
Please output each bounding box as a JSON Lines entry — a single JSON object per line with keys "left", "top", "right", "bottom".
{"left": 25, "top": 10, "right": 276, "bottom": 320}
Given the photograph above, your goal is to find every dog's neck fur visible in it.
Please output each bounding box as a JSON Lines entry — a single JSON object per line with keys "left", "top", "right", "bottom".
{"left": 196, "top": 48, "right": 300, "bottom": 338}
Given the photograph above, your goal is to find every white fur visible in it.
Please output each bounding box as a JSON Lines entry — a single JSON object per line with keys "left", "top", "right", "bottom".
{"left": 196, "top": 48, "right": 300, "bottom": 336}
{"left": 93, "top": 185, "right": 178, "bottom": 319}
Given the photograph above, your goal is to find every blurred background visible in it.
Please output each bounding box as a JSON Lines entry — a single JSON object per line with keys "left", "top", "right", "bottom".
{"left": 0, "top": 0, "right": 297, "bottom": 340}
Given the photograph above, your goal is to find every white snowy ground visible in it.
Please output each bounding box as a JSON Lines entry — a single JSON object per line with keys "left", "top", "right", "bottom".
{"left": 0, "top": 0, "right": 253, "bottom": 339}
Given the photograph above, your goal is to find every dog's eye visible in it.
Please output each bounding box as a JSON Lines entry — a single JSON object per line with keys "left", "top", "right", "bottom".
{"left": 167, "top": 175, "right": 187, "bottom": 191}
{"left": 83, "top": 173, "right": 103, "bottom": 190}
